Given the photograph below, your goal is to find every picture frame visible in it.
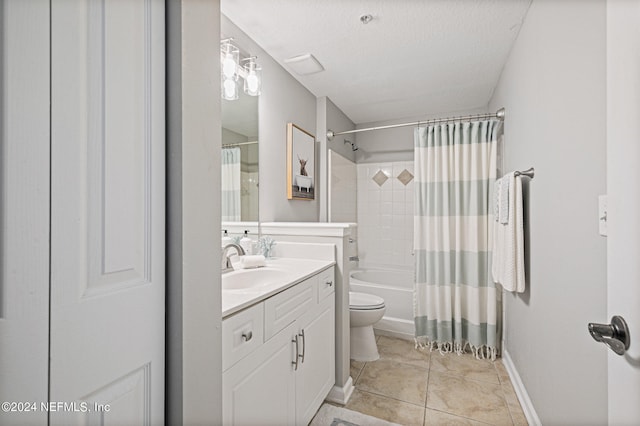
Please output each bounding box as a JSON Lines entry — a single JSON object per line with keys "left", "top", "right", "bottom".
{"left": 286, "top": 123, "right": 316, "bottom": 200}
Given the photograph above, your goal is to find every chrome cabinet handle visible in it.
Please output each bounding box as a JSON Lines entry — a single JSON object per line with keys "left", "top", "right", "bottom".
{"left": 292, "top": 335, "right": 299, "bottom": 370}
{"left": 241, "top": 331, "right": 252, "bottom": 342}
{"left": 299, "top": 329, "right": 306, "bottom": 363}
{"left": 588, "top": 315, "right": 630, "bottom": 356}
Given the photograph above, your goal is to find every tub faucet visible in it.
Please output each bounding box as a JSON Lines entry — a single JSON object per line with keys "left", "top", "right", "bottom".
{"left": 221, "top": 243, "right": 246, "bottom": 273}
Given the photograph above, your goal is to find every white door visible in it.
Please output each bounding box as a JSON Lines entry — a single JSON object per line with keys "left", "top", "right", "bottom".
{"left": 50, "top": 1, "right": 165, "bottom": 424}
{"left": 606, "top": 0, "right": 640, "bottom": 424}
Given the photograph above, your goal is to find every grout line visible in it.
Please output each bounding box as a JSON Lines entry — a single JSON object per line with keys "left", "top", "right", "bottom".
{"left": 423, "top": 360, "right": 430, "bottom": 426}
{"left": 429, "top": 369, "right": 502, "bottom": 386}
{"left": 370, "top": 336, "right": 515, "bottom": 425}
{"left": 426, "top": 407, "right": 497, "bottom": 426}
{"left": 495, "top": 360, "right": 527, "bottom": 424}
{"left": 497, "top": 379, "right": 516, "bottom": 425}
{"left": 353, "top": 361, "right": 365, "bottom": 384}
{"left": 355, "top": 387, "right": 426, "bottom": 410}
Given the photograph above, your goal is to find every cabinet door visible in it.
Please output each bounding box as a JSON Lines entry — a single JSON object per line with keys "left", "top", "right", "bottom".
{"left": 295, "top": 297, "right": 336, "bottom": 426}
{"left": 223, "top": 322, "right": 297, "bottom": 425}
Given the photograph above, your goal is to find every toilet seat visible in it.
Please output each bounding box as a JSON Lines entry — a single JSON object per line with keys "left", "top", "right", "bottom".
{"left": 349, "top": 291, "right": 385, "bottom": 310}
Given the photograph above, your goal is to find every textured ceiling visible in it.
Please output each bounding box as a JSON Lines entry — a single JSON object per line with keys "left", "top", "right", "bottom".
{"left": 222, "top": 0, "right": 531, "bottom": 124}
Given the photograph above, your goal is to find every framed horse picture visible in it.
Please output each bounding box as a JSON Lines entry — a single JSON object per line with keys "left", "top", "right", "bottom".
{"left": 286, "top": 123, "right": 316, "bottom": 200}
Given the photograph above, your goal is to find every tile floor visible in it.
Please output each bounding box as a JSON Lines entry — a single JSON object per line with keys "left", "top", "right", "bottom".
{"left": 345, "top": 335, "right": 528, "bottom": 426}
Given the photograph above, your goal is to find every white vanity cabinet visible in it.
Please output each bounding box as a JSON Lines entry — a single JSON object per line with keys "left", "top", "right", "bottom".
{"left": 294, "top": 294, "right": 335, "bottom": 425}
{"left": 222, "top": 266, "right": 335, "bottom": 426}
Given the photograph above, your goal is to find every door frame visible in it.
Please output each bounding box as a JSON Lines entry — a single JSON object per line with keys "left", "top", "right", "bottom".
{"left": 606, "top": 0, "right": 640, "bottom": 423}
{"left": 0, "top": 1, "right": 50, "bottom": 424}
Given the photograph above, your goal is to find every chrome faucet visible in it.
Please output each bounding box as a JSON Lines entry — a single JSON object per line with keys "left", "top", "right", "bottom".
{"left": 221, "top": 243, "right": 246, "bottom": 273}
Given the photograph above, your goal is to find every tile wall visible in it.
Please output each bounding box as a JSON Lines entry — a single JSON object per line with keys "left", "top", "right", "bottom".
{"left": 356, "top": 161, "right": 414, "bottom": 269}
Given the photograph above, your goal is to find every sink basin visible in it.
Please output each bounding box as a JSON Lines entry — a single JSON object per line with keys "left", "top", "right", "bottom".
{"left": 222, "top": 267, "right": 290, "bottom": 291}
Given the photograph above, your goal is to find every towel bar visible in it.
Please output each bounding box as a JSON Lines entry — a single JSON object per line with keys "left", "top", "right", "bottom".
{"left": 514, "top": 167, "right": 535, "bottom": 179}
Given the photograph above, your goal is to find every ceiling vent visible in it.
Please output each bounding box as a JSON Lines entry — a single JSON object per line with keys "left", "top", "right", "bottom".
{"left": 284, "top": 53, "right": 325, "bottom": 76}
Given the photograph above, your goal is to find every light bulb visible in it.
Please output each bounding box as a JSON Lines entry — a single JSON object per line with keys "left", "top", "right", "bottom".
{"left": 247, "top": 72, "right": 259, "bottom": 94}
{"left": 222, "top": 53, "right": 236, "bottom": 79}
{"left": 223, "top": 78, "right": 237, "bottom": 99}
{"left": 243, "top": 59, "right": 261, "bottom": 96}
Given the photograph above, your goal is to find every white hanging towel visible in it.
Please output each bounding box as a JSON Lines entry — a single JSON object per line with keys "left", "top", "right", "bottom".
{"left": 493, "top": 178, "right": 502, "bottom": 222}
{"left": 499, "top": 174, "right": 510, "bottom": 224}
{"left": 491, "top": 173, "right": 526, "bottom": 292}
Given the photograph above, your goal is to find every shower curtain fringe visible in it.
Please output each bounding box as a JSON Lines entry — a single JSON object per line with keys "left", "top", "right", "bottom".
{"left": 414, "top": 337, "right": 498, "bottom": 361}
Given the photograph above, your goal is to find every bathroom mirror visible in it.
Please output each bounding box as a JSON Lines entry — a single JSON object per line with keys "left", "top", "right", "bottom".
{"left": 221, "top": 84, "right": 259, "bottom": 223}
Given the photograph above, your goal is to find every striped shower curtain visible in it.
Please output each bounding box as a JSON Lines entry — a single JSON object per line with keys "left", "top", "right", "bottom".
{"left": 413, "top": 120, "right": 499, "bottom": 359}
{"left": 221, "top": 147, "right": 241, "bottom": 221}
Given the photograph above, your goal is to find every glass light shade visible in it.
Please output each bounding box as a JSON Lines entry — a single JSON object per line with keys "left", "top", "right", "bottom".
{"left": 243, "top": 61, "right": 261, "bottom": 96}
{"left": 222, "top": 77, "right": 238, "bottom": 100}
{"left": 221, "top": 42, "right": 239, "bottom": 80}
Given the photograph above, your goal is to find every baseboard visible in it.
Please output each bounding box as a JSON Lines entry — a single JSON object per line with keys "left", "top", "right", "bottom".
{"left": 325, "top": 376, "right": 354, "bottom": 405}
{"left": 502, "top": 349, "right": 542, "bottom": 426}
{"left": 373, "top": 327, "right": 414, "bottom": 342}
{"left": 373, "top": 317, "right": 415, "bottom": 341}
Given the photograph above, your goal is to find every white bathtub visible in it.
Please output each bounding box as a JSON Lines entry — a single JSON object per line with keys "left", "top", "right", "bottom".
{"left": 349, "top": 268, "right": 415, "bottom": 339}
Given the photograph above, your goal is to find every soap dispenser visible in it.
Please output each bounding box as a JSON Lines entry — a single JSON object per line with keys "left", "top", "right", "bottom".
{"left": 221, "top": 230, "right": 232, "bottom": 247}
{"left": 240, "top": 230, "right": 252, "bottom": 255}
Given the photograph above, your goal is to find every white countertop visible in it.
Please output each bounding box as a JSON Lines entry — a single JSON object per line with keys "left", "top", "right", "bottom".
{"left": 222, "top": 257, "right": 335, "bottom": 318}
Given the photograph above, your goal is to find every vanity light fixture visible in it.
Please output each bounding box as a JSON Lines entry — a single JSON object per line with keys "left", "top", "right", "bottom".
{"left": 221, "top": 38, "right": 239, "bottom": 100}
{"left": 220, "top": 38, "right": 262, "bottom": 100}
{"left": 242, "top": 56, "right": 261, "bottom": 97}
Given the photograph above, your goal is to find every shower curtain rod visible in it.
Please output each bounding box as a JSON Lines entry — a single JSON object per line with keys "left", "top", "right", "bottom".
{"left": 326, "top": 107, "right": 505, "bottom": 141}
{"left": 223, "top": 140, "right": 258, "bottom": 147}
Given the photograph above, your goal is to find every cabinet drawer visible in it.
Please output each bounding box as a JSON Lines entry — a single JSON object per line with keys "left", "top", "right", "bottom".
{"left": 265, "top": 277, "right": 316, "bottom": 340}
{"left": 223, "top": 303, "right": 264, "bottom": 371}
{"left": 317, "top": 266, "right": 335, "bottom": 301}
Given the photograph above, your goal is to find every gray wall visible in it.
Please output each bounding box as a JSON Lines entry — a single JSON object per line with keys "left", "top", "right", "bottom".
{"left": 488, "top": 0, "right": 607, "bottom": 423}
{"left": 167, "top": 1, "right": 222, "bottom": 424}
{"left": 222, "top": 127, "right": 249, "bottom": 145}
{"left": 354, "top": 107, "right": 487, "bottom": 163}
{"left": 222, "top": 16, "right": 318, "bottom": 223}
{"left": 326, "top": 98, "right": 357, "bottom": 162}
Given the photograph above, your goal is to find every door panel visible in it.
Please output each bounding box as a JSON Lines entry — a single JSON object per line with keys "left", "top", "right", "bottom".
{"left": 50, "top": 0, "right": 165, "bottom": 424}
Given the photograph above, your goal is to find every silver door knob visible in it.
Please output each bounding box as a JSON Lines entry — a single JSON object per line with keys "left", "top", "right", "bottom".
{"left": 588, "top": 315, "right": 630, "bottom": 356}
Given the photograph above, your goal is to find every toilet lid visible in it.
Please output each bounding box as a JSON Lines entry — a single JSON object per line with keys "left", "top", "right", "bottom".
{"left": 349, "top": 291, "right": 385, "bottom": 310}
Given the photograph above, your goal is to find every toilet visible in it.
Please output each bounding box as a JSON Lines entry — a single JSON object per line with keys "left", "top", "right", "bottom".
{"left": 349, "top": 291, "right": 386, "bottom": 362}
